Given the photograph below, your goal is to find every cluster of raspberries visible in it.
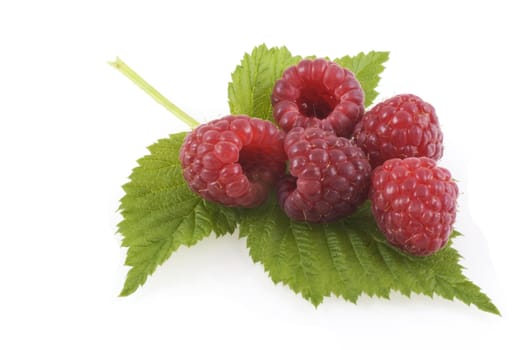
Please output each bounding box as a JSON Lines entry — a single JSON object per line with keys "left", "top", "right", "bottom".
{"left": 180, "top": 58, "right": 457, "bottom": 256}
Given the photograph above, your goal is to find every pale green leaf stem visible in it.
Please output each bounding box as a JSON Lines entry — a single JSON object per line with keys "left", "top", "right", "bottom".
{"left": 109, "top": 57, "right": 200, "bottom": 129}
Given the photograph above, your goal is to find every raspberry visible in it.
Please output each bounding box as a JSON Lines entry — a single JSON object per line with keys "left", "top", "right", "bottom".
{"left": 271, "top": 58, "right": 365, "bottom": 138}
{"left": 278, "top": 127, "right": 371, "bottom": 223}
{"left": 354, "top": 94, "right": 443, "bottom": 168}
{"left": 180, "top": 115, "right": 287, "bottom": 207}
{"left": 370, "top": 157, "right": 458, "bottom": 256}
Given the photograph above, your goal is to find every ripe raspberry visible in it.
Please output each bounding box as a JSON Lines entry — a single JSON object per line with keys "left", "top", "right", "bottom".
{"left": 271, "top": 58, "right": 365, "bottom": 138}
{"left": 180, "top": 115, "right": 287, "bottom": 208}
{"left": 278, "top": 127, "right": 371, "bottom": 223}
{"left": 354, "top": 94, "right": 443, "bottom": 168}
{"left": 370, "top": 157, "right": 458, "bottom": 256}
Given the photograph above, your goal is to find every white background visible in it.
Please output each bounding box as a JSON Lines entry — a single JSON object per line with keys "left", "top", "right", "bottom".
{"left": 1, "top": 0, "right": 521, "bottom": 349}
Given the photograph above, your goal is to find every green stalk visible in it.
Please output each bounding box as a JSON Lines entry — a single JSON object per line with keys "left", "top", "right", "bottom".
{"left": 109, "top": 57, "right": 200, "bottom": 129}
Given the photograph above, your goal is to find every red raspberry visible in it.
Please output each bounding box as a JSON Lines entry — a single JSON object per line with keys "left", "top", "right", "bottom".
{"left": 278, "top": 127, "right": 371, "bottom": 223}
{"left": 271, "top": 58, "right": 365, "bottom": 138}
{"left": 180, "top": 115, "right": 287, "bottom": 207}
{"left": 370, "top": 157, "right": 458, "bottom": 256}
{"left": 354, "top": 94, "right": 443, "bottom": 168}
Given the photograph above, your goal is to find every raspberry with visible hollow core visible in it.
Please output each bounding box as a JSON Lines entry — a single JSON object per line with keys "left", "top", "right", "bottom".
{"left": 271, "top": 58, "right": 365, "bottom": 138}
{"left": 354, "top": 94, "right": 443, "bottom": 168}
{"left": 180, "top": 115, "right": 287, "bottom": 207}
{"left": 278, "top": 127, "right": 371, "bottom": 223}
{"left": 370, "top": 157, "right": 458, "bottom": 256}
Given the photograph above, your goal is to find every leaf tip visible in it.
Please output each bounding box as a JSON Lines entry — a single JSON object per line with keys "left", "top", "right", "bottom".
{"left": 118, "top": 288, "right": 132, "bottom": 298}
{"left": 118, "top": 279, "right": 139, "bottom": 297}
{"left": 308, "top": 295, "right": 324, "bottom": 308}
{"left": 479, "top": 302, "right": 502, "bottom": 316}
{"left": 119, "top": 279, "right": 142, "bottom": 297}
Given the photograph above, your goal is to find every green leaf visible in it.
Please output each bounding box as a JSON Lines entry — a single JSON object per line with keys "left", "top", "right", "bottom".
{"left": 240, "top": 197, "right": 500, "bottom": 315}
{"left": 228, "top": 44, "right": 302, "bottom": 121}
{"left": 116, "top": 46, "right": 496, "bottom": 315}
{"left": 334, "top": 51, "right": 390, "bottom": 107}
{"left": 118, "top": 132, "right": 238, "bottom": 296}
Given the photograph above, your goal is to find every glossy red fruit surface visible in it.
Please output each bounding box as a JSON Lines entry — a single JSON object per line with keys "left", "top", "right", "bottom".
{"left": 278, "top": 127, "right": 371, "bottom": 223}
{"left": 180, "top": 115, "right": 287, "bottom": 207}
{"left": 370, "top": 157, "right": 458, "bottom": 256}
{"left": 271, "top": 58, "right": 364, "bottom": 138}
{"left": 354, "top": 94, "right": 443, "bottom": 168}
